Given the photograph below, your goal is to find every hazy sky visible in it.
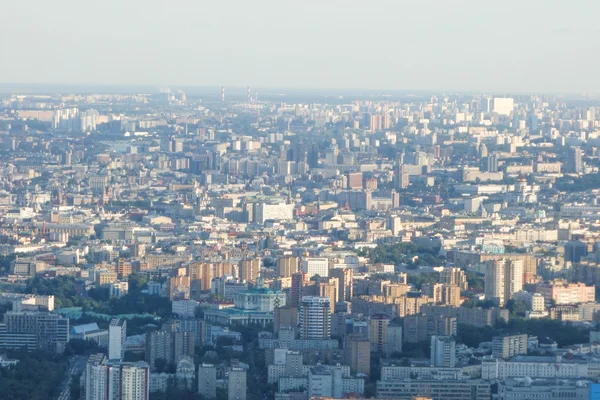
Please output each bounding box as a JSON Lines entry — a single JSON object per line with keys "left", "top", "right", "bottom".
{"left": 2, "top": 0, "right": 600, "bottom": 93}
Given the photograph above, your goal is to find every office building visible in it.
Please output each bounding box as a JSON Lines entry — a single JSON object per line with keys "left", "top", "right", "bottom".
{"left": 85, "top": 353, "right": 150, "bottom": 400}
{"left": 228, "top": 367, "right": 247, "bottom": 400}
{"left": 299, "top": 296, "right": 331, "bottom": 339}
{"left": 254, "top": 202, "right": 294, "bottom": 224}
{"left": 198, "top": 363, "right": 217, "bottom": 399}
{"left": 492, "top": 334, "right": 528, "bottom": 359}
{"left": 0, "top": 311, "right": 69, "bottom": 353}
{"left": 430, "top": 335, "right": 456, "bottom": 367}
{"left": 302, "top": 258, "right": 329, "bottom": 278}
{"left": 565, "top": 241, "right": 588, "bottom": 263}
{"left": 493, "top": 97, "right": 515, "bottom": 116}
{"left": 108, "top": 318, "right": 126, "bottom": 361}
{"left": 377, "top": 379, "right": 490, "bottom": 400}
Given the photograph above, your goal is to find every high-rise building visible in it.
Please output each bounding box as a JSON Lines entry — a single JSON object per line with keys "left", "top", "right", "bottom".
{"left": 566, "top": 146, "right": 583, "bottom": 173}
{"left": 319, "top": 280, "right": 338, "bottom": 314}
{"left": 492, "top": 334, "right": 527, "bottom": 360}
{"left": 168, "top": 276, "right": 191, "bottom": 301}
{"left": 145, "top": 329, "right": 195, "bottom": 368}
{"left": 290, "top": 272, "right": 306, "bottom": 307}
{"left": 485, "top": 259, "right": 523, "bottom": 306}
{"left": 493, "top": 97, "right": 514, "bottom": 116}
{"left": 239, "top": 259, "right": 261, "bottom": 282}
{"left": 430, "top": 335, "right": 456, "bottom": 367}
{"left": 442, "top": 284, "right": 461, "bottom": 307}
{"left": 440, "top": 267, "right": 468, "bottom": 290}
{"left": 85, "top": 353, "right": 150, "bottom": 400}
{"left": 329, "top": 268, "right": 353, "bottom": 301}
{"left": 564, "top": 240, "right": 588, "bottom": 263}
{"left": 386, "top": 324, "right": 403, "bottom": 355}
{"left": 299, "top": 296, "right": 330, "bottom": 339}
{"left": 228, "top": 367, "right": 247, "bottom": 400}
{"left": 198, "top": 363, "right": 217, "bottom": 399}
{"left": 276, "top": 256, "right": 299, "bottom": 277}
{"left": 345, "top": 335, "right": 371, "bottom": 376}
{"left": 369, "top": 314, "right": 390, "bottom": 353}
{"left": 274, "top": 306, "right": 298, "bottom": 334}
{"left": 108, "top": 318, "right": 126, "bottom": 361}
{"left": 302, "top": 258, "right": 329, "bottom": 278}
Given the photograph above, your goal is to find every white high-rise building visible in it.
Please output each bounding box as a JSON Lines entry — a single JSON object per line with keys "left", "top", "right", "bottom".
{"left": 108, "top": 318, "right": 126, "bottom": 361}
{"left": 493, "top": 97, "right": 515, "bottom": 116}
{"left": 299, "top": 296, "right": 331, "bottom": 339}
{"left": 85, "top": 354, "right": 149, "bottom": 400}
{"left": 302, "top": 258, "right": 329, "bottom": 278}
{"left": 430, "top": 335, "right": 456, "bottom": 367}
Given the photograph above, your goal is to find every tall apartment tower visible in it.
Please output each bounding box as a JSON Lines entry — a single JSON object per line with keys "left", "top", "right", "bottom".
{"left": 485, "top": 259, "right": 523, "bottom": 306}
{"left": 276, "top": 256, "right": 299, "bottom": 277}
{"left": 369, "top": 314, "right": 390, "bottom": 353}
{"left": 198, "top": 363, "right": 217, "bottom": 399}
{"left": 345, "top": 335, "right": 371, "bottom": 376}
{"left": 440, "top": 267, "right": 468, "bottom": 290}
{"left": 239, "top": 259, "right": 261, "bottom": 282}
{"left": 430, "top": 335, "right": 456, "bottom": 367}
{"left": 228, "top": 367, "right": 247, "bottom": 400}
{"left": 108, "top": 318, "right": 126, "bottom": 361}
{"left": 299, "top": 296, "right": 331, "bottom": 339}
{"left": 319, "top": 280, "right": 338, "bottom": 313}
{"left": 290, "top": 272, "right": 306, "bottom": 307}
{"left": 566, "top": 146, "right": 583, "bottom": 173}
{"left": 85, "top": 353, "right": 150, "bottom": 400}
{"left": 329, "top": 268, "right": 354, "bottom": 301}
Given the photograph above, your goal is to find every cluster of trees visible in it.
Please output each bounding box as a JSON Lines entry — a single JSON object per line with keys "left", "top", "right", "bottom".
{"left": 455, "top": 318, "right": 591, "bottom": 348}
{"left": 25, "top": 275, "right": 100, "bottom": 309}
{"left": 555, "top": 173, "right": 600, "bottom": 192}
{"left": 358, "top": 242, "right": 445, "bottom": 267}
{"left": 25, "top": 274, "right": 171, "bottom": 318}
{"left": 0, "top": 351, "right": 67, "bottom": 400}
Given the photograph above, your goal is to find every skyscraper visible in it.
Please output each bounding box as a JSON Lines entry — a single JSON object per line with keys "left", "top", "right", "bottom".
{"left": 290, "top": 272, "right": 306, "bottom": 307}
{"left": 299, "top": 296, "right": 331, "bottom": 339}
{"left": 108, "top": 318, "right": 126, "bottom": 361}
{"left": 566, "top": 146, "right": 583, "bottom": 173}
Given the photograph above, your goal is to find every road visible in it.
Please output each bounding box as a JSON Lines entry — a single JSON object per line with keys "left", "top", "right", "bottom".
{"left": 57, "top": 355, "right": 87, "bottom": 400}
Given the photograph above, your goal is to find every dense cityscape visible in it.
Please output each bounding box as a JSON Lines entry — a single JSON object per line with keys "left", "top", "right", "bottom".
{"left": 0, "top": 86, "right": 599, "bottom": 400}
